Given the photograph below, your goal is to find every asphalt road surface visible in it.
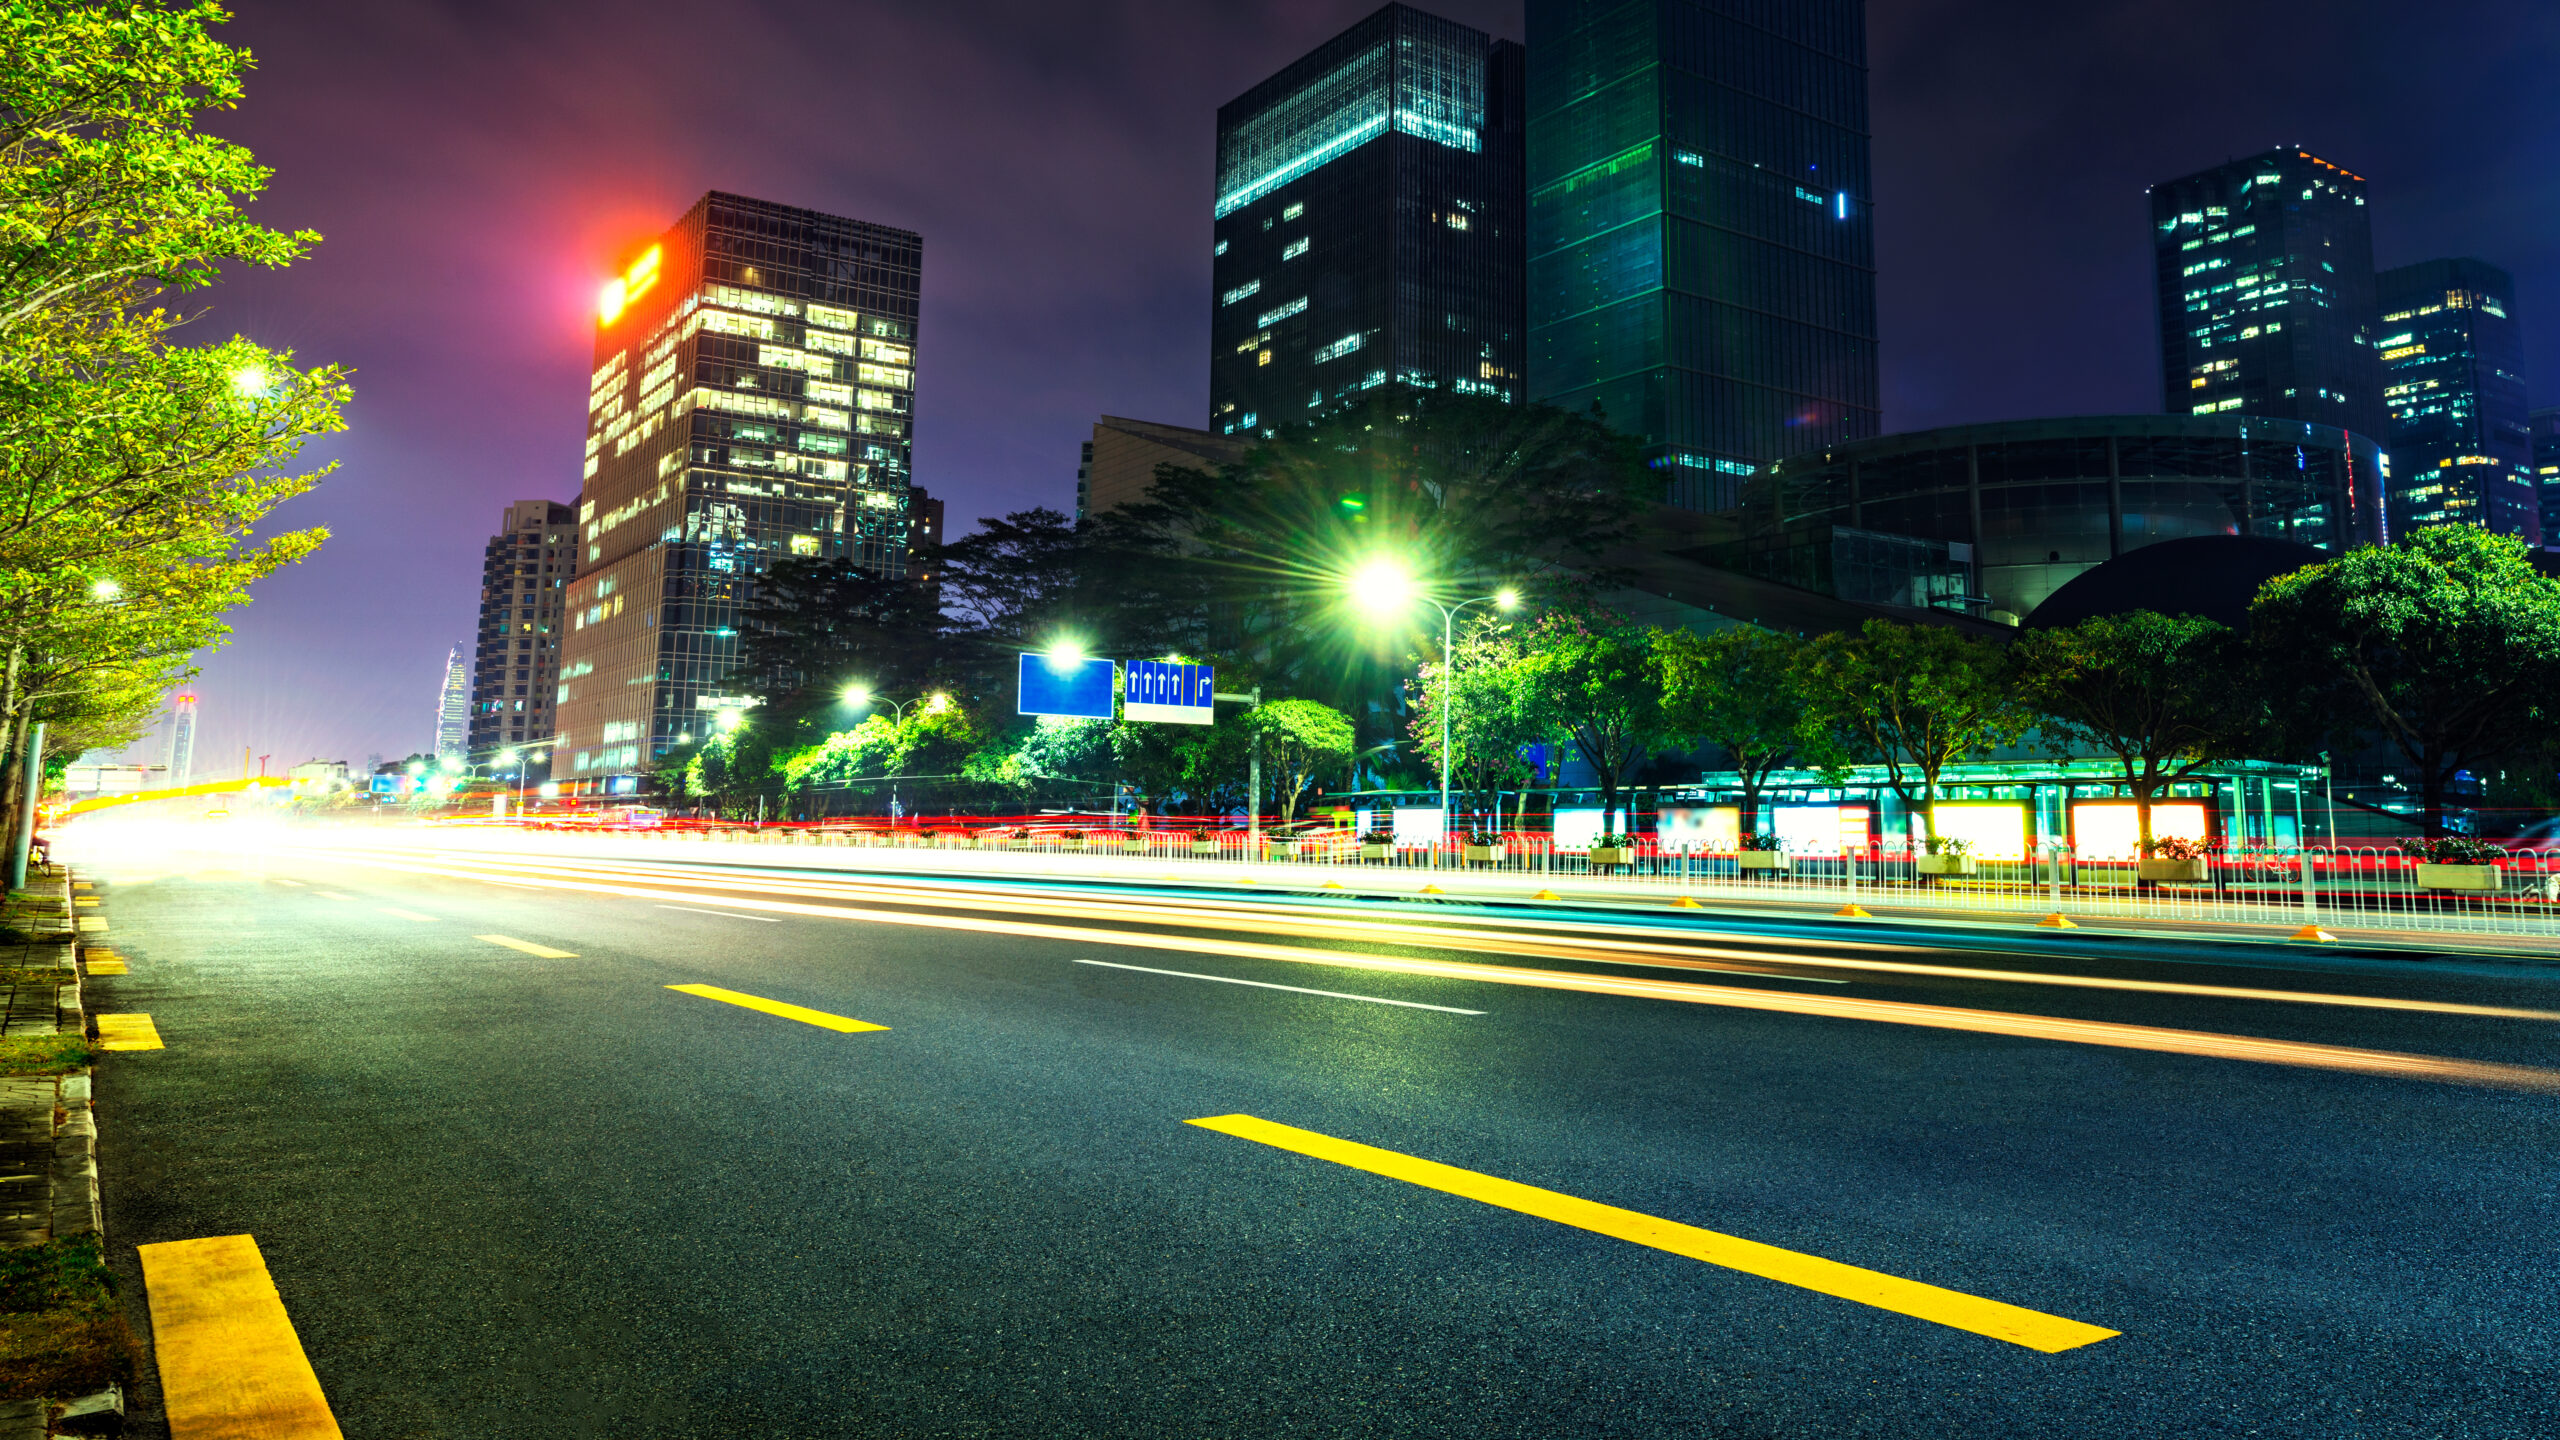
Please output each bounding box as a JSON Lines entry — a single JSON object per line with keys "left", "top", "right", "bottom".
{"left": 75, "top": 837, "right": 2560, "bottom": 1438}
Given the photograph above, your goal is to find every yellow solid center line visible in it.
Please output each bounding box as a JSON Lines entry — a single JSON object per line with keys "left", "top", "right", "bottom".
{"left": 377, "top": 907, "right": 437, "bottom": 923}
{"left": 139, "top": 1233, "right": 343, "bottom": 1439}
{"left": 666, "top": 983, "right": 887, "bottom": 1033}
{"left": 97, "top": 1014, "right": 162, "bottom": 1051}
{"left": 474, "top": 934, "right": 577, "bottom": 958}
{"left": 1190, "top": 1114, "right": 2118, "bottom": 1353}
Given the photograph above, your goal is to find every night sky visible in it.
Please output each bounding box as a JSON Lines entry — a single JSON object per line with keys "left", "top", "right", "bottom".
{"left": 157, "top": 0, "right": 2560, "bottom": 774}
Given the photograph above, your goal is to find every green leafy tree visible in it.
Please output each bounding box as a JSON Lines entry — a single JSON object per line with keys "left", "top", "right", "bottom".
{"left": 1793, "top": 620, "right": 2031, "bottom": 843}
{"left": 1406, "top": 617, "right": 1539, "bottom": 825}
{"left": 0, "top": 3, "right": 344, "bottom": 871}
{"left": 727, "top": 556, "right": 944, "bottom": 733}
{"left": 1245, "top": 699, "right": 1355, "bottom": 826}
{"left": 1513, "top": 609, "right": 1668, "bottom": 833}
{"left": 2010, "top": 612, "right": 2255, "bottom": 854}
{"left": 1654, "top": 626, "right": 1832, "bottom": 830}
{"left": 2251, "top": 526, "right": 2560, "bottom": 834}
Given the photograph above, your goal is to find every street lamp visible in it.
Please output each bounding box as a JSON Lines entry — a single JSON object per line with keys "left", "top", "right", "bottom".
{"left": 1351, "top": 559, "right": 1518, "bottom": 856}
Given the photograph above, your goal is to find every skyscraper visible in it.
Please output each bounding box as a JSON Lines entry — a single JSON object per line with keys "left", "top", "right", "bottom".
{"left": 468, "top": 499, "right": 578, "bottom": 771}
{"left": 2150, "top": 147, "right": 2386, "bottom": 444}
{"left": 1524, "top": 0, "right": 1880, "bottom": 511}
{"left": 2375, "top": 259, "right": 2536, "bottom": 543}
{"left": 2532, "top": 407, "right": 2560, "bottom": 547}
{"left": 1209, "top": 4, "right": 1525, "bottom": 439}
{"left": 162, "top": 691, "right": 195, "bottom": 788}
{"left": 434, "top": 646, "right": 468, "bottom": 762}
{"left": 555, "top": 192, "right": 921, "bottom": 792}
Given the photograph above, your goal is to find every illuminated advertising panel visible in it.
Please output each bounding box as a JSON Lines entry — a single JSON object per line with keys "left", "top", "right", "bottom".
{"left": 1772, "top": 804, "right": 1873, "bottom": 856}
{"left": 1658, "top": 805, "right": 1740, "bottom": 852}
{"left": 1551, "top": 808, "right": 1607, "bottom": 851}
{"left": 1929, "top": 802, "right": 2027, "bottom": 860}
{"left": 2069, "top": 802, "right": 2209, "bottom": 860}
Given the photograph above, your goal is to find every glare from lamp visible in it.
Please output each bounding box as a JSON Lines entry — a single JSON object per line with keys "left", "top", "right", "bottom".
{"left": 1348, "top": 557, "right": 1416, "bottom": 615}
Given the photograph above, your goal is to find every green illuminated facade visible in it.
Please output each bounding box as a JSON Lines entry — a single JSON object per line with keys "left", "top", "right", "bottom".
{"left": 1524, "top": 0, "right": 1880, "bottom": 511}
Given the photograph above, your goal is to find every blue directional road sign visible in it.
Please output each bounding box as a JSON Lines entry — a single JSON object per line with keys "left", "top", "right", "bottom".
{"left": 1017, "top": 652, "right": 1117, "bottom": 719}
{"left": 1124, "top": 659, "right": 1215, "bottom": 725}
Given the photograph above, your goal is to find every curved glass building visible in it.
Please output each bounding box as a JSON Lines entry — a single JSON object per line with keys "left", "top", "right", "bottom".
{"left": 1723, "top": 414, "right": 2387, "bottom": 622}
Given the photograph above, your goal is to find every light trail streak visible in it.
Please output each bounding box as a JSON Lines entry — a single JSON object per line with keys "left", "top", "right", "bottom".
{"left": 308, "top": 844, "right": 2560, "bottom": 1025}
{"left": 286, "top": 846, "right": 2560, "bottom": 1093}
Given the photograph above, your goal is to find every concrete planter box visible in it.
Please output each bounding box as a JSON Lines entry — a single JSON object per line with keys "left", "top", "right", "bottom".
{"left": 1057, "top": 839, "right": 1087, "bottom": 851}
{"left": 2137, "top": 858, "right": 2209, "bottom": 882}
{"left": 1916, "top": 854, "right": 1977, "bottom": 876}
{"left": 1736, "top": 850, "right": 1789, "bottom": 872}
{"left": 1189, "top": 841, "right": 1220, "bottom": 855}
{"left": 1588, "top": 846, "right": 1631, "bottom": 867}
{"left": 1360, "top": 843, "right": 1393, "bottom": 861}
{"left": 1462, "top": 844, "right": 1501, "bottom": 864}
{"left": 2416, "top": 862, "right": 2501, "bottom": 892}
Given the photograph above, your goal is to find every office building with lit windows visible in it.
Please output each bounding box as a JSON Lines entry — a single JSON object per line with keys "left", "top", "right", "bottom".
{"left": 555, "top": 191, "right": 921, "bottom": 793}
{"left": 1523, "top": 0, "right": 1879, "bottom": 511}
{"left": 1209, "top": 5, "right": 1524, "bottom": 439}
{"left": 2375, "top": 258, "right": 2537, "bottom": 543}
{"left": 467, "top": 499, "right": 576, "bottom": 775}
{"left": 2532, "top": 407, "right": 2560, "bottom": 548}
{"left": 2150, "top": 148, "right": 2386, "bottom": 445}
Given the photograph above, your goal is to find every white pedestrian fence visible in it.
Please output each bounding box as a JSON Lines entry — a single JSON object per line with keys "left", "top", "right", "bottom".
{"left": 602, "top": 823, "right": 2560, "bottom": 943}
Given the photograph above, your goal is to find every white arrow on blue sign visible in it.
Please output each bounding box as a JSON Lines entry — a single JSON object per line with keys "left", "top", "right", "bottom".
{"left": 1123, "top": 659, "right": 1215, "bottom": 725}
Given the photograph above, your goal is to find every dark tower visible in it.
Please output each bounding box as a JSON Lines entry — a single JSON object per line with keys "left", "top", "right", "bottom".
{"left": 1524, "top": 0, "right": 1881, "bottom": 511}
{"left": 1209, "top": 5, "right": 1525, "bottom": 438}
{"left": 2376, "top": 258, "right": 2536, "bottom": 543}
{"left": 2150, "top": 148, "right": 2386, "bottom": 446}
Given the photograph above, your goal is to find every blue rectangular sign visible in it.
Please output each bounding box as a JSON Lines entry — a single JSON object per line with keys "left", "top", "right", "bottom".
{"left": 1017, "top": 652, "right": 1117, "bottom": 719}
{"left": 1124, "top": 659, "right": 1215, "bottom": 725}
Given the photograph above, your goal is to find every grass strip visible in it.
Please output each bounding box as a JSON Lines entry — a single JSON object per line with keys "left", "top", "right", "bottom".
{"left": 0, "top": 1034, "right": 90, "bottom": 1077}
{"left": 0, "top": 1236, "right": 139, "bottom": 1401}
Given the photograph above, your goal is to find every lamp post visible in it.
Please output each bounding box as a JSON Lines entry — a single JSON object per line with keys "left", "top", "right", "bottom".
{"left": 842, "top": 686, "right": 951, "bottom": 824}
{"left": 1349, "top": 560, "right": 1517, "bottom": 861}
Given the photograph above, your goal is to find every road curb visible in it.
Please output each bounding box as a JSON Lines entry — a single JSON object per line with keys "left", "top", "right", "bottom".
{"left": 0, "top": 869, "right": 122, "bottom": 1436}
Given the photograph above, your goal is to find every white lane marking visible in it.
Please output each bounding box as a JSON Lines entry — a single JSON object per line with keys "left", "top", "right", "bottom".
{"left": 1073, "top": 957, "right": 1484, "bottom": 1014}
{"left": 315, "top": 890, "right": 355, "bottom": 901}
{"left": 656, "top": 904, "right": 782, "bottom": 923}
{"left": 273, "top": 878, "right": 306, "bottom": 887}
{"left": 379, "top": 907, "right": 437, "bottom": 923}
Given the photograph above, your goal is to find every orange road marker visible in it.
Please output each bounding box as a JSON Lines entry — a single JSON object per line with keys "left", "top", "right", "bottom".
{"left": 1531, "top": 889, "right": 1561, "bottom": 901}
{"left": 1419, "top": 884, "right": 1448, "bottom": 895}
{"left": 2037, "top": 913, "right": 2078, "bottom": 929}
{"left": 2290, "top": 924, "right": 2338, "bottom": 943}
{"left": 1671, "top": 896, "right": 1703, "bottom": 909}
{"left": 1834, "top": 904, "right": 1874, "bottom": 918}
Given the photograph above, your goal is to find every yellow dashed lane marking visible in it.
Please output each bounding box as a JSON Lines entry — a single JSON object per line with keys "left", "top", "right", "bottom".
{"left": 474, "top": 934, "right": 576, "bottom": 958}
{"left": 1189, "top": 1114, "right": 2119, "bottom": 1354}
{"left": 87, "top": 958, "right": 128, "bottom": 975}
{"left": 97, "top": 1014, "right": 162, "bottom": 1051}
{"left": 666, "top": 984, "right": 887, "bottom": 1033}
{"left": 139, "top": 1233, "right": 343, "bottom": 1439}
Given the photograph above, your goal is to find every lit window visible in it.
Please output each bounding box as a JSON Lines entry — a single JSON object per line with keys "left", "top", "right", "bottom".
{"left": 790, "top": 534, "right": 821, "bottom": 556}
{"left": 1311, "top": 332, "right": 1365, "bottom": 363}
{"left": 806, "top": 303, "right": 860, "bottom": 331}
{"left": 855, "top": 390, "right": 898, "bottom": 413}
{"left": 1221, "top": 279, "right": 1262, "bottom": 306}
{"left": 859, "top": 339, "right": 911, "bottom": 366}
{"left": 1257, "top": 350, "right": 1271, "bottom": 366}
{"left": 807, "top": 380, "right": 853, "bottom": 405}
{"left": 1283, "top": 237, "right": 1309, "bottom": 260}
{"left": 702, "top": 310, "right": 777, "bottom": 341}
{"left": 803, "top": 405, "right": 851, "bottom": 430}
{"left": 802, "top": 329, "right": 855, "bottom": 357}
{"left": 1282, "top": 202, "right": 1303, "bottom": 221}
{"left": 857, "top": 363, "right": 912, "bottom": 389}
{"left": 1214, "top": 239, "right": 1228, "bottom": 255}
{"left": 1256, "top": 296, "right": 1308, "bottom": 327}
{"left": 1446, "top": 212, "right": 1469, "bottom": 229}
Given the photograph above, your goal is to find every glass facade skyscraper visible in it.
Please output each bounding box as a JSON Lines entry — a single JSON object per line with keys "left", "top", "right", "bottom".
{"left": 2151, "top": 148, "right": 2386, "bottom": 446}
{"left": 2376, "top": 258, "right": 2537, "bottom": 543}
{"left": 2532, "top": 407, "right": 2560, "bottom": 548}
{"left": 468, "top": 499, "right": 576, "bottom": 772}
{"left": 1523, "top": 0, "right": 1880, "bottom": 511}
{"left": 556, "top": 192, "right": 921, "bottom": 791}
{"left": 1209, "top": 5, "right": 1525, "bottom": 438}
